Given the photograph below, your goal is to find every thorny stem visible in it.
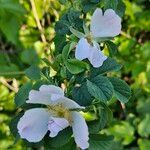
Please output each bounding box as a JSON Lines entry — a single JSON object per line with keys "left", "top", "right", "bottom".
{"left": 30, "top": 0, "right": 47, "bottom": 43}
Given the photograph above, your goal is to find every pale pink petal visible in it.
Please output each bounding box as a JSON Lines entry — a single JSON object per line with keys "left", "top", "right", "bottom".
{"left": 26, "top": 85, "right": 64, "bottom": 105}
{"left": 88, "top": 42, "right": 107, "bottom": 68}
{"left": 71, "top": 112, "right": 89, "bottom": 149}
{"left": 75, "top": 38, "right": 91, "bottom": 60}
{"left": 17, "top": 108, "right": 49, "bottom": 142}
{"left": 39, "top": 85, "right": 64, "bottom": 101}
{"left": 26, "top": 90, "right": 51, "bottom": 105}
{"left": 48, "top": 117, "right": 69, "bottom": 137}
{"left": 91, "top": 8, "right": 121, "bottom": 38}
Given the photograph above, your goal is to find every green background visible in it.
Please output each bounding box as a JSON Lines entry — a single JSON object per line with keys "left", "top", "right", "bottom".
{"left": 0, "top": 0, "right": 149, "bottom": 149}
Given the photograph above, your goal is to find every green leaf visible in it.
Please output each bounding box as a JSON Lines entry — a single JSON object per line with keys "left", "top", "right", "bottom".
{"left": 98, "top": 103, "right": 113, "bottom": 130}
{"left": 62, "top": 43, "right": 88, "bottom": 74}
{"left": 32, "top": 80, "right": 50, "bottom": 90}
{"left": 25, "top": 65, "right": 41, "bottom": 80}
{"left": 88, "top": 103, "right": 113, "bottom": 133}
{"left": 81, "top": 0, "right": 101, "bottom": 13}
{"left": 135, "top": 11, "right": 150, "bottom": 31}
{"left": 109, "top": 77, "right": 131, "bottom": 103}
{"left": 87, "top": 75, "right": 114, "bottom": 102}
{"left": 62, "top": 44, "right": 70, "bottom": 61}
{"left": 88, "top": 120, "right": 102, "bottom": 134}
{"left": 41, "top": 67, "right": 51, "bottom": 80}
{"left": 9, "top": 113, "right": 23, "bottom": 142}
{"left": 138, "top": 114, "right": 150, "bottom": 138}
{"left": 0, "top": 53, "right": 7, "bottom": 65}
{"left": 62, "top": 42, "right": 88, "bottom": 74}
{"left": 138, "top": 139, "right": 150, "bottom": 150}
{"left": 91, "top": 58, "right": 122, "bottom": 77}
{"left": 105, "top": 41, "right": 118, "bottom": 57}
{"left": 141, "top": 42, "right": 150, "bottom": 60}
{"left": 0, "top": 17, "right": 19, "bottom": 44}
{"left": 102, "top": 0, "right": 125, "bottom": 17}
{"left": 70, "top": 27, "right": 85, "bottom": 38}
{"left": 62, "top": 43, "right": 76, "bottom": 61}
{"left": 20, "top": 49, "right": 40, "bottom": 65}
{"left": 55, "top": 9, "right": 83, "bottom": 35}
{"left": 42, "top": 58, "right": 57, "bottom": 71}
{"left": 0, "top": 0, "right": 25, "bottom": 15}
{"left": 15, "top": 82, "right": 32, "bottom": 107}
{"left": 66, "top": 59, "right": 87, "bottom": 74}
{"left": 89, "top": 134, "right": 114, "bottom": 150}
{"left": 72, "top": 83, "right": 92, "bottom": 106}
{"left": 116, "top": 0, "right": 126, "bottom": 17}
{"left": 56, "top": 138, "right": 76, "bottom": 150}
{"left": 0, "top": 0, "right": 25, "bottom": 44}
{"left": 107, "top": 121, "right": 135, "bottom": 145}
{"left": 54, "top": 34, "right": 67, "bottom": 54}
{"left": 24, "top": 140, "right": 44, "bottom": 149}
{"left": 136, "top": 97, "right": 150, "bottom": 114}
{"left": 44, "top": 128, "right": 72, "bottom": 149}
{"left": 0, "top": 64, "right": 20, "bottom": 78}
{"left": 48, "top": 138, "right": 76, "bottom": 150}
{"left": 60, "top": 66, "right": 67, "bottom": 78}
{"left": 103, "top": 0, "right": 119, "bottom": 10}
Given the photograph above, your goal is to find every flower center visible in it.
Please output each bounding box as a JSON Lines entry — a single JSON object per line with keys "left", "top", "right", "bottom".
{"left": 86, "top": 34, "right": 93, "bottom": 46}
{"left": 47, "top": 104, "right": 72, "bottom": 124}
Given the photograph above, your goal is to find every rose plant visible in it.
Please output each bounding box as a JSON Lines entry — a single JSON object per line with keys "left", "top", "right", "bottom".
{"left": 10, "top": 0, "right": 131, "bottom": 149}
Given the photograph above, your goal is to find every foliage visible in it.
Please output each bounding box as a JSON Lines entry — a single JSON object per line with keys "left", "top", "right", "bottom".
{"left": 0, "top": 0, "right": 149, "bottom": 150}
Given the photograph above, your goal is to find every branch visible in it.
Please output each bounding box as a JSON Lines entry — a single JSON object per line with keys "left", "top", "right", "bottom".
{"left": 0, "top": 77, "right": 18, "bottom": 92}
{"left": 30, "top": 0, "right": 47, "bottom": 43}
{"left": 121, "top": 31, "right": 131, "bottom": 39}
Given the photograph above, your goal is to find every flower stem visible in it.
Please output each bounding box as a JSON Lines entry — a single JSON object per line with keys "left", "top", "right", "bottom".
{"left": 30, "top": 0, "right": 47, "bottom": 43}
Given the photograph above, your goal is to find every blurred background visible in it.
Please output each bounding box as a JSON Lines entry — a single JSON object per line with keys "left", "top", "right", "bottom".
{"left": 0, "top": 0, "right": 149, "bottom": 149}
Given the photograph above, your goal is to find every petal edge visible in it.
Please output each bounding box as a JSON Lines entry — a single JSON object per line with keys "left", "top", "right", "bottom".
{"left": 71, "top": 112, "right": 89, "bottom": 149}
{"left": 75, "top": 38, "right": 91, "bottom": 60}
{"left": 17, "top": 108, "right": 49, "bottom": 142}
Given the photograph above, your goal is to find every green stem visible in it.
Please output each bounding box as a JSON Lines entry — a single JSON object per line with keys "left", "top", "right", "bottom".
{"left": 30, "top": 0, "right": 46, "bottom": 43}
{"left": 92, "top": 101, "right": 101, "bottom": 105}
{"left": 69, "top": 108, "right": 86, "bottom": 112}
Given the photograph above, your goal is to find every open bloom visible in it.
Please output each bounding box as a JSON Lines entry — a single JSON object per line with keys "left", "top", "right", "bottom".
{"left": 75, "top": 8, "right": 121, "bottom": 68}
{"left": 17, "top": 85, "right": 89, "bottom": 149}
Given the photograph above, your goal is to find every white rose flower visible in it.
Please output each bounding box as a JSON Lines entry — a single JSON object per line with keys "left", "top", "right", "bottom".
{"left": 17, "top": 85, "right": 89, "bottom": 150}
{"left": 75, "top": 8, "right": 121, "bottom": 68}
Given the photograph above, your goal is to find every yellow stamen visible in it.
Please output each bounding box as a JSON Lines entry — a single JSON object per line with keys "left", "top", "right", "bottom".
{"left": 86, "top": 34, "right": 93, "bottom": 45}
{"left": 47, "top": 104, "right": 72, "bottom": 124}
